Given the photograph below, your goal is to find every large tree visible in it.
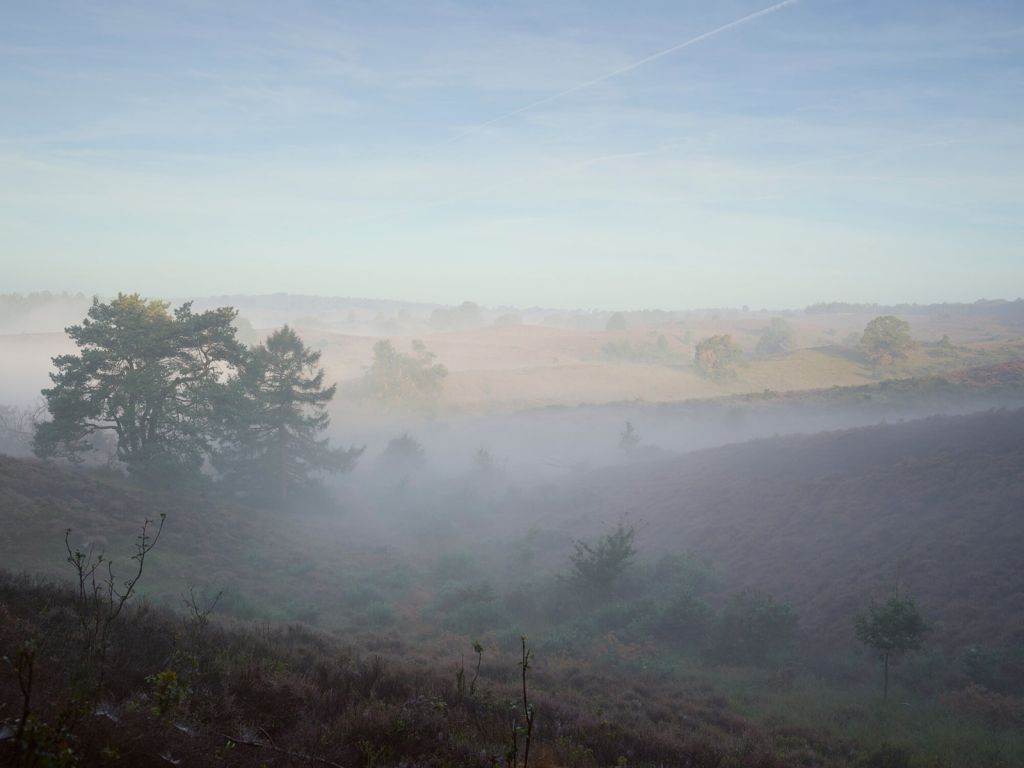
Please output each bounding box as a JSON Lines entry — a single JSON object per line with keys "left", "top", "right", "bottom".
{"left": 215, "top": 325, "right": 362, "bottom": 503}
{"left": 34, "top": 294, "right": 244, "bottom": 481}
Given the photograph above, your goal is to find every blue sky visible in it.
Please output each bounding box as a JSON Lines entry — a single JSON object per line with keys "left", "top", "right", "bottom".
{"left": 2, "top": 0, "right": 1022, "bottom": 309}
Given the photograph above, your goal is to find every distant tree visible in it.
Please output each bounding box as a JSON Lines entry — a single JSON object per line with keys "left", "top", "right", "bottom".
{"left": 694, "top": 334, "right": 742, "bottom": 380}
{"left": 364, "top": 339, "right": 447, "bottom": 407}
{"left": 605, "top": 312, "right": 628, "bottom": 332}
{"left": 657, "top": 590, "right": 714, "bottom": 648}
{"left": 569, "top": 522, "right": 637, "bottom": 593}
{"left": 215, "top": 326, "right": 362, "bottom": 503}
{"left": 712, "top": 589, "right": 798, "bottom": 664}
{"left": 34, "top": 294, "right": 244, "bottom": 482}
{"left": 494, "top": 313, "right": 522, "bottom": 327}
{"left": 376, "top": 433, "right": 426, "bottom": 481}
{"left": 855, "top": 592, "right": 928, "bottom": 699}
{"left": 474, "top": 446, "right": 496, "bottom": 473}
{"left": 860, "top": 316, "right": 914, "bottom": 366}
{"left": 756, "top": 318, "right": 796, "bottom": 357}
{"left": 0, "top": 403, "right": 43, "bottom": 456}
{"left": 619, "top": 421, "right": 640, "bottom": 451}
{"left": 232, "top": 315, "right": 260, "bottom": 347}
{"left": 429, "top": 301, "right": 483, "bottom": 330}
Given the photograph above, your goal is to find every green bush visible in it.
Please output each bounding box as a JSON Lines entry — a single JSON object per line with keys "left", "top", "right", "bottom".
{"left": 655, "top": 591, "right": 714, "bottom": 650}
{"left": 710, "top": 589, "right": 798, "bottom": 665}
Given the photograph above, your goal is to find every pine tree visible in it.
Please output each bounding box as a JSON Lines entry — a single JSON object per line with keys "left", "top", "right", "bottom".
{"left": 34, "top": 293, "right": 244, "bottom": 483}
{"left": 216, "top": 326, "right": 362, "bottom": 503}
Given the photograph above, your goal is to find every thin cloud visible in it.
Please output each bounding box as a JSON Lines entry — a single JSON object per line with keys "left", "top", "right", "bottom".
{"left": 440, "top": 0, "right": 801, "bottom": 145}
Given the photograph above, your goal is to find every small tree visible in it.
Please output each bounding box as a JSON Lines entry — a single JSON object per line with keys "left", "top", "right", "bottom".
{"left": 860, "top": 316, "right": 914, "bottom": 366}
{"left": 755, "top": 318, "right": 795, "bottom": 357}
{"left": 694, "top": 334, "right": 741, "bottom": 381}
{"left": 605, "top": 312, "right": 628, "bottom": 332}
{"left": 0, "top": 403, "right": 43, "bottom": 455}
{"left": 569, "top": 522, "right": 636, "bottom": 593}
{"left": 215, "top": 325, "right": 362, "bottom": 503}
{"left": 855, "top": 593, "right": 928, "bottom": 699}
{"left": 618, "top": 421, "right": 640, "bottom": 452}
{"left": 377, "top": 433, "right": 426, "bottom": 478}
{"left": 364, "top": 339, "right": 447, "bottom": 407}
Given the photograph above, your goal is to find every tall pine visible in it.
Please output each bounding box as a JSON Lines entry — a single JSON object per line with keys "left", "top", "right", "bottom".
{"left": 216, "top": 326, "right": 361, "bottom": 503}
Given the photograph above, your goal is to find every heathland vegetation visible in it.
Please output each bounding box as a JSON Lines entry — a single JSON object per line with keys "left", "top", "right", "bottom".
{"left": 2, "top": 294, "right": 1024, "bottom": 767}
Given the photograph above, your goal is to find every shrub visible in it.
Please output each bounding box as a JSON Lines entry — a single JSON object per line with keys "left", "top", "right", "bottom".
{"left": 569, "top": 523, "right": 637, "bottom": 594}
{"left": 694, "top": 335, "right": 742, "bottom": 381}
{"left": 655, "top": 591, "right": 714, "bottom": 649}
{"left": 711, "top": 589, "right": 798, "bottom": 665}
{"left": 860, "top": 316, "right": 914, "bottom": 366}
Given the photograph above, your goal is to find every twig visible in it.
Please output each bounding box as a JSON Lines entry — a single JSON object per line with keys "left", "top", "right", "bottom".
{"left": 215, "top": 731, "right": 346, "bottom": 768}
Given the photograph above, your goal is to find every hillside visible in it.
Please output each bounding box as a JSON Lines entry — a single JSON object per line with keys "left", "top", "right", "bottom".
{"left": 5, "top": 408, "right": 1024, "bottom": 653}
{"left": 4, "top": 412, "right": 1024, "bottom": 766}
{"left": 537, "top": 408, "right": 1024, "bottom": 649}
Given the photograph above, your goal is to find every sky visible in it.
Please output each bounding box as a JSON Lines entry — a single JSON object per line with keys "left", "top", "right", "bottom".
{"left": 2, "top": 0, "right": 1023, "bottom": 310}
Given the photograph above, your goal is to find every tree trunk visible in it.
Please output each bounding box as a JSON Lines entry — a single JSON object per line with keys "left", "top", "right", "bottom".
{"left": 883, "top": 653, "right": 889, "bottom": 701}
{"left": 278, "top": 425, "right": 288, "bottom": 505}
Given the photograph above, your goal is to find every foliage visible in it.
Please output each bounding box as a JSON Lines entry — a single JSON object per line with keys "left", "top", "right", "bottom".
{"left": 605, "top": 312, "right": 629, "bottom": 332}
{"left": 363, "top": 339, "right": 447, "bottom": 407}
{"left": 63, "top": 515, "right": 165, "bottom": 702}
{"left": 618, "top": 421, "right": 640, "bottom": 451}
{"left": 855, "top": 593, "right": 928, "bottom": 698}
{"left": 429, "top": 301, "right": 483, "bottom": 330}
{"left": 569, "top": 523, "right": 637, "bottom": 593}
{"left": 860, "top": 316, "right": 914, "bottom": 366}
{"left": 694, "top": 334, "right": 742, "bottom": 381}
{"left": 377, "top": 433, "right": 426, "bottom": 478}
{"left": 712, "top": 589, "right": 798, "bottom": 665}
{"left": 0, "top": 403, "right": 42, "bottom": 456}
{"left": 34, "top": 294, "right": 244, "bottom": 483}
{"left": 655, "top": 590, "right": 715, "bottom": 648}
{"left": 756, "top": 318, "right": 796, "bottom": 357}
{"left": 601, "top": 333, "right": 686, "bottom": 365}
{"left": 214, "top": 325, "right": 362, "bottom": 504}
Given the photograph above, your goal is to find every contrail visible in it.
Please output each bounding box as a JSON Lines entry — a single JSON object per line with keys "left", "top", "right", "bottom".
{"left": 441, "top": 0, "right": 800, "bottom": 145}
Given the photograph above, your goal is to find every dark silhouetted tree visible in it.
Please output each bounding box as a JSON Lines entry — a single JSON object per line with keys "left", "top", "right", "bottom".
{"left": 619, "top": 420, "right": 640, "bottom": 451}
{"left": 569, "top": 522, "right": 636, "bottom": 593}
{"left": 34, "top": 294, "right": 244, "bottom": 483}
{"left": 215, "top": 325, "right": 362, "bottom": 503}
{"left": 855, "top": 592, "right": 928, "bottom": 699}
{"left": 860, "top": 316, "right": 914, "bottom": 366}
{"left": 376, "top": 433, "right": 426, "bottom": 480}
